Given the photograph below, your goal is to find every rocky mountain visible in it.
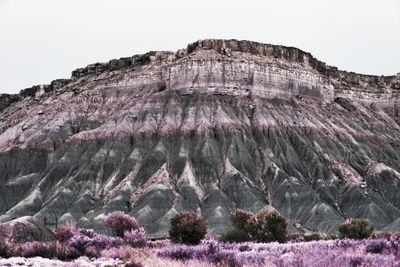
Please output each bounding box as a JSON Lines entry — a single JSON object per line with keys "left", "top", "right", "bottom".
{"left": 1, "top": 39, "right": 400, "bottom": 236}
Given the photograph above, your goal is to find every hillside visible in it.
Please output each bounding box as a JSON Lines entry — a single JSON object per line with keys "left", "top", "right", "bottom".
{"left": 1, "top": 39, "right": 400, "bottom": 236}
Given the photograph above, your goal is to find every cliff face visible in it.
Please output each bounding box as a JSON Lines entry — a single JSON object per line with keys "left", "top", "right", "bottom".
{"left": 1, "top": 39, "right": 400, "bottom": 236}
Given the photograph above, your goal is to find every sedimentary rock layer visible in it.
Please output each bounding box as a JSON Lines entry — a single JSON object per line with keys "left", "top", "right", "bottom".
{"left": 0, "top": 39, "right": 400, "bottom": 235}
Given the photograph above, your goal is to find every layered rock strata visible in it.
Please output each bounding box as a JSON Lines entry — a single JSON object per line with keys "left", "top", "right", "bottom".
{"left": 0, "top": 39, "right": 400, "bottom": 235}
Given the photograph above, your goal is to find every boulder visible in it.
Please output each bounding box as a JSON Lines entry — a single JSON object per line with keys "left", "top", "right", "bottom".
{"left": 0, "top": 216, "right": 55, "bottom": 243}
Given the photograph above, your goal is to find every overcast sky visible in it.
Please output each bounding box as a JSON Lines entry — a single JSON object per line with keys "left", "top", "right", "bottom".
{"left": 0, "top": 0, "right": 399, "bottom": 94}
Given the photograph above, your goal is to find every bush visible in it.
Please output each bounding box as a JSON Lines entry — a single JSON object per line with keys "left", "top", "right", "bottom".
{"left": 124, "top": 228, "right": 147, "bottom": 247}
{"left": 20, "top": 242, "right": 57, "bottom": 258}
{"left": 365, "top": 239, "right": 386, "bottom": 254}
{"left": 68, "top": 233, "right": 91, "bottom": 255}
{"left": 229, "top": 209, "right": 287, "bottom": 243}
{"left": 287, "top": 234, "right": 305, "bottom": 243}
{"left": 230, "top": 209, "right": 258, "bottom": 238}
{"left": 169, "top": 212, "right": 207, "bottom": 245}
{"left": 0, "top": 242, "right": 12, "bottom": 258}
{"left": 304, "top": 233, "right": 322, "bottom": 241}
{"left": 54, "top": 244, "right": 77, "bottom": 261}
{"left": 106, "top": 211, "right": 139, "bottom": 237}
{"left": 220, "top": 228, "right": 250, "bottom": 243}
{"left": 230, "top": 210, "right": 254, "bottom": 231}
{"left": 54, "top": 221, "right": 77, "bottom": 242}
{"left": 79, "top": 228, "right": 95, "bottom": 238}
{"left": 375, "top": 231, "right": 391, "bottom": 240}
{"left": 255, "top": 209, "right": 287, "bottom": 243}
{"left": 339, "top": 218, "right": 374, "bottom": 239}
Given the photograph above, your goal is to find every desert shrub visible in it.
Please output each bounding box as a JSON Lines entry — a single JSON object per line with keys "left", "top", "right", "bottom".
{"left": 169, "top": 212, "right": 207, "bottom": 245}
{"left": 0, "top": 242, "right": 12, "bottom": 258}
{"left": 230, "top": 209, "right": 255, "bottom": 231}
{"left": 158, "top": 245, "right": 195, "bottom": 261}
{"left": 56, "top": 244, "right": 81, "bottom": 261}
{"left": 79, "top": 228, "right": 95, "bottom": 238}
{"left": 339, "top": 218, "right": 374, "bottom": 240}
{"left": 68, "top": 233, "right": 90, "bottom": 256}
{"left": 88, "top": 233, "right": 111, "bottom": 250}
{"left": 220, "top": 228, "right": 250, "bottom": 243}
{"left": 229, "top": 209, "right": 287, "bottom": 243}
{"left": 287, "top": 233, "right": 302, "bottom": 240}
{"left": 255, "top": 209, "right": 288, "bottom": 243}
{"left": 365, "top": 239, "right": 386, "bottom": 254}
{"left": 20, "top": 242, "right": 57, "bottom": 258}
{"left": 124, "top": 227, "right": 147, "bottom": 247}
{"left": 159, "top": 236, "right": 400, "bottom": 266}
{"left": 83, "top": 245, "right": 101, "bottom": 258}
{"left": 287, "top": 233, "right": 305, "bottom": 243}
{"left": 230, "top": 209, "right": 258, "bottom": 239}
{"left": 56, "top": 232, "right": 122, "bottom": 260}
{"left": 54, "top": 221, "right": 77, "bottom": 242}
{"left": 304, "top": 233, "right": 322, "bottom": 241}
{"left": 67, "top": 233, "right": 105, "bottom": 258}
{"left": 375, "top": 231, "right": 391, "bottom": 240}
{"left": 106, "top": 211, "right": 139, "bottom": 237}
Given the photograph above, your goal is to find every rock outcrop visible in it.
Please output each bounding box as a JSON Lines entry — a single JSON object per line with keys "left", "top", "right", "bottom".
{"left": 0, "top": 39, "right": 400, "bottom": 236}
{"left": 0, "top": 216, "right": 55, "bottom": 243}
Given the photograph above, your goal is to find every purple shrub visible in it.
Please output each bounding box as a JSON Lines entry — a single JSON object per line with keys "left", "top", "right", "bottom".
{"left": 109, "top": 236, "right": 124, "bottom": 248}
{"left": 53, "top": 223, "right": 111, "bottom": 259}
{"left": 365, "top": 239, "right": 386, "bottom": 254}
{"left": 54, "top": 221, "right": 77, "bottom": 242}
{"left": 83, "top": 245, "right": 100, "bottom": 258}
{"left": 157, "top": 237, "right": 400, "bottom": 266}
{"left": 68, "top": 233, "right": 90, "bottom": 256}
{"left": 124, "top": 227, "right": 147, "bottom": 248}
{"left": 335, "top": 238, "right": 354, "bottom": 249}
{"left": 88, "top": 233, "right": 110, "bottom": 250}
{"left": 64, "top": 232, "right": 117, "bottom": 259}
{"left": 208, "top": 250, "right": 238, "bottom": 266}
{"left": 105, "top": 211, "right": 139, "bottom": 237}
{"left": 169, "top": 212, "right": 207, "bottom": 245}
{"left": 157, "top": 245, "right": 195, "bottom": 261}
{"left": 385, "top": 235, "right": 400, "bottom": 255}
{"left": 349, "top": 255, "right": 363, "bottom": 266}
{"left": 0, "top": 242, "right": 12, "bottom": 258}
{"left": 206, "top": 239, "right": 219, "bottom": 255}
{"left": 19, "top": 241, "right": 57, "bottom": 258}
{"left": 238, "top": 244, "right": 251, "bottom": 252}
{"left": 55, "top": 244, "right": 81, "bottom": 261}
{"left": 79, "top": 228, "right": 95, "bottom": 238}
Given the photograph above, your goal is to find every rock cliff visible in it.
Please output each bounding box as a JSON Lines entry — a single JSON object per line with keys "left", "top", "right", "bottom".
{"left": 1, "top": 39, "right": 400, "bottom": 236}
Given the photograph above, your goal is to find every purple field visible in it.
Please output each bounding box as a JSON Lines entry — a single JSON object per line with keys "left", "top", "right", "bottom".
{"left": 2, "top": 235, "right": 400, "bottom": 266}
{"left": 157, "top": 236, "right": 400, "bottom": 266}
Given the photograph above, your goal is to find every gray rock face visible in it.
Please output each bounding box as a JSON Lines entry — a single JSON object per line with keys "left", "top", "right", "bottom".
{"left": 0, "top": 216, "right": 55, "bottom": 243}
{"left": 0, "top": 39, "right": 400, "bottom": 236}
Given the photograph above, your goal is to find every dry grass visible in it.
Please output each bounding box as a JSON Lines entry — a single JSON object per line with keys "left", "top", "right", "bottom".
{"left": 102, "top": 244, "right": 227, "bottom": 267}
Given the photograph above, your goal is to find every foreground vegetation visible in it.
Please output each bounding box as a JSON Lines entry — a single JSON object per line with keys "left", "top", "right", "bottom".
{"left": 0, "top": 210, "right": 399, "bottom": 266}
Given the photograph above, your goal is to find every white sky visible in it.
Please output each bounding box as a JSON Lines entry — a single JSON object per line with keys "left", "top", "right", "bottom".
{"left": 0, "top": 0, "right": 399, "bottom": 94}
